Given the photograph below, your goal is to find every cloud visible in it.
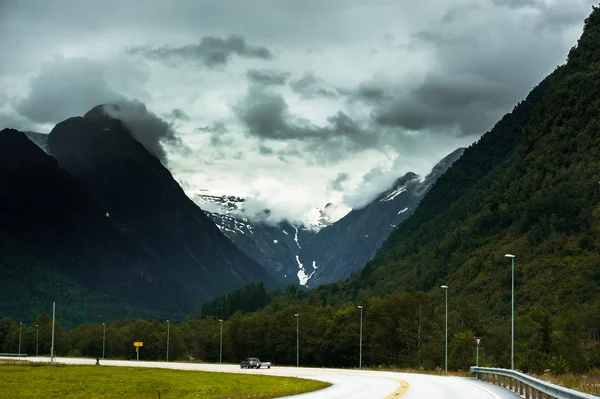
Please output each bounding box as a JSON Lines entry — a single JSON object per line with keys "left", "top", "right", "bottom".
{"left": 328, "top": 172, "right": 350, "bottom": 191}
{"left": 372, "top": 73, "right": 515, "bottom": 135}
{"left": 128, "top": 35, "right": 273, "bottom": 69}
{"left": 16, "top": 56, "right": 124, "bottom": 125}
{"left": 246, "top": 69, "right": 290, "bottom": 86}
{"left": 290, "top": 72, "right": 344, "bottom": 99}
{"left": 102, "top": 99, "right": 188, "bottom": 163}
{"left": 165, "top": 108, "right": 189, "bottom": 121}
{"left": 0, "top": 110, "right": 38, "bottom": 132}
{"left": 233, "top": 85, "right": 386, "bottom": 163}
{"left": 258, "top": 143, "right": 274, "bottom": 155}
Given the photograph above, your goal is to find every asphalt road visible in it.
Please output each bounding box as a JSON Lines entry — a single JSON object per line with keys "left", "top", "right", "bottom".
{"left": 11, "top": 356, "right": 521, "bottom": 399}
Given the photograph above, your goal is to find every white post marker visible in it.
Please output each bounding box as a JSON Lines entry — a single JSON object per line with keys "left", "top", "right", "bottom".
{"left": 475, "top": 337, "right": 482, "bottom": 367}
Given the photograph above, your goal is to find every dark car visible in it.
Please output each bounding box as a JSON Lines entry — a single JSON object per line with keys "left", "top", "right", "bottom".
{"left": 240, "top": 357, "right": 271, "bottom": 369}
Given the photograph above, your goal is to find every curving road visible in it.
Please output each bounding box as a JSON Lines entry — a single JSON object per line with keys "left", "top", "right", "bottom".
{"left": 11, "top": 357, "right": 521, "bottom": 399}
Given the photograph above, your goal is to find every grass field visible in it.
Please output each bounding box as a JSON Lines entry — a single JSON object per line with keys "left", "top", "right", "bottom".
{"left": 0, "top": 361, "right": 330, "bottom": 399}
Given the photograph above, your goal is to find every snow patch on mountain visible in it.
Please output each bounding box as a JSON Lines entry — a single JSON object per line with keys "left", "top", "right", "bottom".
{"left": 296, "top": 255, "right": 315, "bottom": 286}
{"left": 293, "top": 226, "right": 301, "bottom": 249}
{"left": 381, "top": 186, "right": 407, "bottom": 202}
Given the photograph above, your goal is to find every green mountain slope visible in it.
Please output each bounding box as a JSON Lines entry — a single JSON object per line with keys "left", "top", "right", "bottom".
{"left": 357, "top": 5, "right": 600, "bottom": 307}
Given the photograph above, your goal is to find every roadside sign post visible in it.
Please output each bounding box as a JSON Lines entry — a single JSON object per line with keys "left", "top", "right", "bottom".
{"left": 134, "top": 341, "right": 143, "bottom": 361}
{"left": 475, "top": 337, "right": 482, "bottom": 367}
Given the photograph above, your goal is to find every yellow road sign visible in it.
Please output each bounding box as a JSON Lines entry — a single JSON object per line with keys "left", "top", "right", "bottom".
{"left": 134, "top": 341, "right": 143, "bottom": 347}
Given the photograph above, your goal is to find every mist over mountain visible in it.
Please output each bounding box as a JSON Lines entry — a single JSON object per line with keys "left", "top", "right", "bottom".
{"left": 198, "top": 148, "right": 464, "bottom": 287}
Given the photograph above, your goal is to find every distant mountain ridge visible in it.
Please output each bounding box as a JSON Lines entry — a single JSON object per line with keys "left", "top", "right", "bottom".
{"left": 198, "top": 148, "right": 465, "bottom": 287}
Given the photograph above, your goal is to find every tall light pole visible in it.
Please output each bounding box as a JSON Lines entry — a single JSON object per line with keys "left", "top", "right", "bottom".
{"left": 102, "top": 323, "right": 106, "bottom": 359}
{"left": 166, "top": 320, "right": 170, "bottom": 362}
{"left": 35, "top": 325, "right": 39, "bottom": 357}
{"left": 51, "top": 301, "right": 55, "bottom": 365}
{"left": 18, "top": 322, "right": 23, "bottom": 358}
{"left": 357, "top": 306, "right": 363, "bottom": 369}
{"left": 294, "top": 314, "right": 299, "bottom": 367}
{"left": 441, "top": 285, "right": 448, "bottom": 373}
{"left": 218, "top": 319, "right": 223, "bottom": 364}
{"left": 505, "top": 254, "right": 516, "bottom": 370}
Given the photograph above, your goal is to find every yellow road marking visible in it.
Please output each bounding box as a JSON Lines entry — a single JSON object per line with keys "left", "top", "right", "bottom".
{"left": 384, "top": 379, "right": 409, "bottom": 399}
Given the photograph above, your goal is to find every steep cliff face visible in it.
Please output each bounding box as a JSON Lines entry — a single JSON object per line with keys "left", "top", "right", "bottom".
{"left": 47, "top": 105, "right": 276, "bottom": 302}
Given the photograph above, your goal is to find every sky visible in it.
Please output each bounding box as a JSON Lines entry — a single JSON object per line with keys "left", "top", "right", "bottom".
{"left": 0, "top": 0, "right": 594, "bottom": 225}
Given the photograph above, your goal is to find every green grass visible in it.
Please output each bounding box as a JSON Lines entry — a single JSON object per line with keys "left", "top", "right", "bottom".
{"left": 0, "top": 361, "right": 330, "bottom": 399}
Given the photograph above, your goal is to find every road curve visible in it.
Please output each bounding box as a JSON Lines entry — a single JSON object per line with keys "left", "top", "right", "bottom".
{"left": 10, "top": 357, "right": 521, "bottom": 399}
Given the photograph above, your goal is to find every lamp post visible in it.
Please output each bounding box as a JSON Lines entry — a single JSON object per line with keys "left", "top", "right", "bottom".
{"left": 101, "top": 323, "right": 106, "bottom": 359}
{"left": 51, "top": 301, "right": 55, "bottom": 365}
{"left": 166, "top": 320, "right": 170, "bottom": 362}
{"left": 218, "top": 319, "right": 223, "bottom": 363}
{"left": 357, "top": 306, "right": 363, "bottom": 369}
{"left": 505, "top": 254, "right": 516, "bottom": 370}
{"left": 441, "top": 285, "right": 448, "bottom": 373}
{"left": 35, "top": 324, "right": 39, "bottom": 357}
{"left": 18, "top": 322, "right": 23, "bottom": 358}
{"left": 294, "top": 314, "right": 299, "bottom": 367}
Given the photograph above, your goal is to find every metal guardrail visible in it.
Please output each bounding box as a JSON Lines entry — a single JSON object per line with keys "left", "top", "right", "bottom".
{"left": 470, "top": 366, "right": 598, "bottom": 399}
{"left": 0, "top": 353, "right": 28, "bottom": 357}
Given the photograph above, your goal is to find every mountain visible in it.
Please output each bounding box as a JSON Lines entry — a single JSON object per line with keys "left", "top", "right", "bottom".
{"left": 0, "top": 128, "right": 191, "bottom": 320}
{"left": 46, "top": 105, "right": 276, "bottom": 301}
{"left": 196, "top": 190, "right": 316, "bottom": 286}
{"left": 321, "top": 4, "right": 600, "bottom": 372}
{"left": 196, "top": 149, "right": 464, "bottom": 288}
{"left": 298, "top": 148, "right": 465, "bottom": 287}
{"left": 23, "top": 131, "right": 49, "bottom": 153}
{"left": 1, "top": 105, "right": 277, "bottom": 322}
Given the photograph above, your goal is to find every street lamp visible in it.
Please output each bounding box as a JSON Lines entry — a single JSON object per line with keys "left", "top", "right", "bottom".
{"left": 357, "top": 306, "right": 363, "bottom": 369}
{"left": 441, "top": 285, "right": 448, "bottom": 373}
{"left": 505, "top": 254, "right": 516, "bottom": 370}
{"left": 102, "top": 323, "right": 106, "bottom": 359}
{"left": 218, "top": 319, "right": 223, "bottom": 364}
{"left": 294, "top": 314, "right": 299, "bottom": 367}
{"left": 18, "top": 322, "right": 23, "bottom": 358}
{"left": 35, "top": 325, "right": 39, "bottom": 357}
{"left": 166, "top": 320, "right": 170, "bottom": 362}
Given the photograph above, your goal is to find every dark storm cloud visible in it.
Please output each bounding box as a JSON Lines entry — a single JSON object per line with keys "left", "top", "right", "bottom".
{"left": 364, "top": 0, "right": 592, "bottom": 137}
{"left": 103, "top": 99, "right": 188, "bottom": 163}
{"left": 234, "top": 86, "right": 374, "bottom": 144}
{"left": 328, "top": 172, "right": 350, "bottom": 191}
{"left": 246, "top": 69, "right": 290, "bottom": 86}
{"left": 16, "top": 57, "right": 123, "bottom": 124}
{"left": 233, "top": 86, "right": 386, "bottom": 163}
{"left": 373, "top": 73, "right": 514, "bottom": 135}
{"left": 290, "top": 72, "right": 344, "bottom": 99}
{"left": 128, "top": 35, "right": 273, "bottom": 69}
